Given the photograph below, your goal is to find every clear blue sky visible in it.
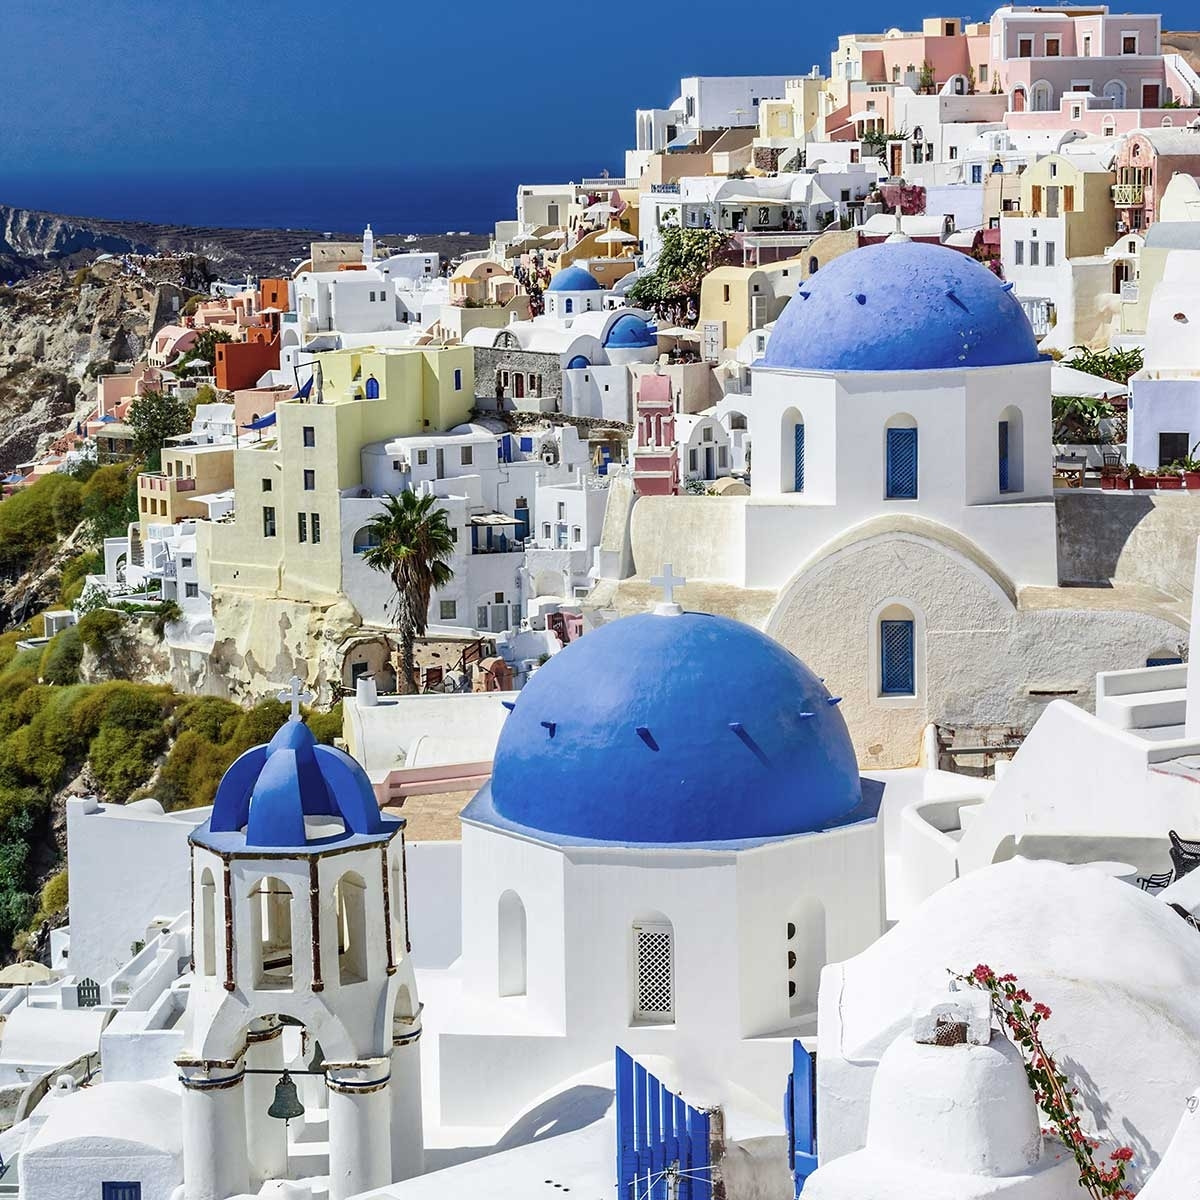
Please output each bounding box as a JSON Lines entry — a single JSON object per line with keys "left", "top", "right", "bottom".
{"left": 4, "top": 0, "right": 1198, "bottom": 179}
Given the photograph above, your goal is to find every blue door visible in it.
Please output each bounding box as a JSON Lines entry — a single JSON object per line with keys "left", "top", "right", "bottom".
{"left": 794, "top": 423, "right": 805, "bottom": 492}
{"left": 103, "top": 1185, "right": 142, "bottom": 1200}
{"left": 886, "top": 428, "right": 918, "bottom": 499}
{"left": 998, "top": 420, "right": 1010, "bottom": 492}
{"left": 881, "top": 619, "right": 915, "bottom": 695}
{"left": 364, "top": 375, "right": 379, "bottom": 399}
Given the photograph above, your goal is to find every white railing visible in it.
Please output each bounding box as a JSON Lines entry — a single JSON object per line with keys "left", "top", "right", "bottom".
{"left": 1120, "top": 281, "right": 1140, "bottom": 302}
{"left": 1112, "top": 183, "right": 1144, "bottom": 206}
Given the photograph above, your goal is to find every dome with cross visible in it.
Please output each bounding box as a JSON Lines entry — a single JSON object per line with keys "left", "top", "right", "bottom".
{"left": 464, "top": 574, "right": 868, "bottom": 846}
{"left": 191, "top": 677, "right": 394, "bottom": 853}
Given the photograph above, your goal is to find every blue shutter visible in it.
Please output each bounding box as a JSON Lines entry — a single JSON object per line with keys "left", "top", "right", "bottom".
{"left": 881, "top": 619, "right": 915, "bottom": 695}
{"left": 794, "top": 423, "right": 806, "bottom": 493}
{"left": 998, "top": 420, "right": 1010, "bottom": 492}
{"left": 103, "top": 1185, "right": 142, "bottom": 1200}
{"left": 886, "top": 428, "right": 918, "bottom": 499}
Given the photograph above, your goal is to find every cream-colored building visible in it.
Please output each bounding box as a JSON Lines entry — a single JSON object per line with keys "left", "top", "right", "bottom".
{"left": 203, "top": 345, "right": 474, "bottom": 605}
{"left": 699, "top": 259, "right": 807, "bottom": 352}
{"left": 137, "top": 444, "right": 235, "bottom": 532}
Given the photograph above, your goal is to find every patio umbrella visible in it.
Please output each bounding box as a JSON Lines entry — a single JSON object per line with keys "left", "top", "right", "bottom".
{"left": 0, "top": 961, "right": 56, "bottom": 985}
{"left": 595, "top": 229, "right": 637, "bottom": 257}
{"left": 1051, "top": 363, "right": 1130, "bottom": 400}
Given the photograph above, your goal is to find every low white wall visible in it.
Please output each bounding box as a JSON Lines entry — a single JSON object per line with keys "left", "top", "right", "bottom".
{"left": 406, "top": 842, "right": 463, "bottom": 969}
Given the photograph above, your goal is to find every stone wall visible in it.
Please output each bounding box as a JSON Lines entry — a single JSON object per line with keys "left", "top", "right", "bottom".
{"left": 472, "top": 347, "right": 562, "bottom": 408}
{"left": 1056, "top": 490, "right": 1200, "bottom": 600}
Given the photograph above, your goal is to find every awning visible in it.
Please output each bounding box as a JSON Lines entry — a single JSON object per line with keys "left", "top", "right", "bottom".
{"left": 469, "top": 513, "right": 522, "bottom": 526}
{"left": 1051, "top": 364, "right": 1130, "bottom": 399}
{"left": 667, "top": 130, "right": 699, "bottom": 150}
{"left": 241, "top": 411, "right": 278, "bottom": 430}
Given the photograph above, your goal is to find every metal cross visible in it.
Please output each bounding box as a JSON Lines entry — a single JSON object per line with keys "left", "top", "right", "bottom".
{"left": 650, "top": 563, "right": 686, "bottom": 607}
{"left": 277, "top": 675, "right": 314, "bottom": 721}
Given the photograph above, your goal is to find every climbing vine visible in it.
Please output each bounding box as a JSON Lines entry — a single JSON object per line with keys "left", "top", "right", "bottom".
{"left": 952, "top": 965, "right": 1135, "bottom": 1199}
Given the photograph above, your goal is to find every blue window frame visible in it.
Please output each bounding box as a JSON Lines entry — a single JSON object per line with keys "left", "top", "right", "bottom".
{"left": 1147, "top": 656, "right": 1183, "bottom": 667}
{"left": 886, "top": 427, "right": 918, "bottom": 499}
{"left": 103, "top": 1185, "right": 142, "bottom": 1200}
{"left": 998, "top": 420, "right": 1010, "bottom": 492}
{"left": 971, "top": 164, "right": 983, "bottom": 183}
{"left": 793, "top": 423, "right": 805, "bottom": 492}
{"left": 364, "top": 375, "right": 379, "bottom": 399}
{"left": 881, "top": 619, "right": 915, "bottom": 695}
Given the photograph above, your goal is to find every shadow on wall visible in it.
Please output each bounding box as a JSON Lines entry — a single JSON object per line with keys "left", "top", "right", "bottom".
{"left": 1055, "top": 491, "right": 1157, "bottom": 588}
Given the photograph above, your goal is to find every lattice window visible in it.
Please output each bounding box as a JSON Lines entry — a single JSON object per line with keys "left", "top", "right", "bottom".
{"left": 881, "top": 619, "right": 915, "bottom": 695}
{"left": 793, "top": 423, "right": 806, "bottom": 492}
{"left": 886, "top": 427, "right": 918, "bottom": 499}
{"left": 633, "top": 922, "right": 674, "bottom": 1022}
{"left": 998, "top": 421, "right": 1010, "bottom": 492}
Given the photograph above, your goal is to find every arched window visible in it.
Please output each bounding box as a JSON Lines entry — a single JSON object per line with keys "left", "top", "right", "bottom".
{"left": 352, "top": 526, "right": 382, "bottom": 555}
{"left": 998, "top": 405, "right": 1024, "bottom": 493}
{"left": 335, "top": 871, "right": 369, "bottom": 985}
{"left": 1011, "top": 86, "right": 1027, "bottom": 113}
{"left": 1030, "top": 80, "right": 1053, "bottom": 112}
{"left": 1103, "top": 79, "right": 1126, "bottom": 108}
{"left": 885, "top": 415, "right": 918, "bottom": 499}
{"left": 991, "top": 159, "right": 1005, "bottom": 174}
{"left": 497, "top": 890, "right": 527, "bottom": 997}
{"left": 879, "top": 603, "right": 916, "bottom": 696}
{"left": 632, "top": 914, "right": 674, "bottom": 1024}
{"left": 782, "top": 408, "right": 805, "bottom": 494}
{"left": 807, "top": 256, "right": 819, "bottom": 276}
{"left": 1162, "top": 116, "right": 1174, "bottom": 128}
{"left": 787, "top": 897, "right": 826, "bottom": 1019}
{"left": 364, "top": 375, "right": 380, "bottom": 399}
{"left": 564, "top": 298, "right": 574, "bottom": 314}
{"left": 251, "top": 876, "right": 293, "bottom": 990}
{"left": 200, "top": 867, "right": 216, "bottom": 977}
{"left": 728, "top": 412, "right": 747, "bottom": 431}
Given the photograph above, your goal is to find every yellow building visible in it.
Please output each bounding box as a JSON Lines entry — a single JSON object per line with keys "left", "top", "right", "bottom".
{"left": 137, "top": 444, "right": 235, "bottom": 532}
{"left": 699, "top": 260, "right": 807, "bottom": 350}
{"left": 204, "top": 345, "right": 474, "bottom": 604}
{"left": 1012, "top": 154, "right": 1116, "bottom": 259}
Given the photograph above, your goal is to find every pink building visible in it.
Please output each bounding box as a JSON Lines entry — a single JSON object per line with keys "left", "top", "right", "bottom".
{"left": 992, "top": 6, "right": 1196, "bottom": 114}
{"left": 1007, "top": 90, "right": 1200, "bottom": 135}
{"left": 1112, "top": 128, "right": 1200, "bottom": 230}
{"left": 632, "top": 374, "right": 679, "bottom": 497}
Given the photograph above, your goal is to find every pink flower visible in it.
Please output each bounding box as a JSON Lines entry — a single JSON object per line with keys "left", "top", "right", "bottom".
{"left": 1110, "top": 1147, "right": 1133, "bottom": 1162}
{"left": 1033, "top": 1002, "right": 1052, "bottom": 1020}
{"left": 972, "top": 964, "right": 994, "bottom": 983}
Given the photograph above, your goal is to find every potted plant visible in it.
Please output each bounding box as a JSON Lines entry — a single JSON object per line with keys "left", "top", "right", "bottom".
{"left": 1157, "top": 462, "right": 1185, "bottom": 490}
{"left": 1128, "top": 464, "right": 1157, "bottom": 490}
{"left": 1182, "top": 457, "right": 1200, "bottom": 489}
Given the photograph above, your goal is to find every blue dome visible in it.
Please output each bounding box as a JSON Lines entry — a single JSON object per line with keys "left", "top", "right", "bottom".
{"left": 199, "top": 718, "right": 388, "bottom": 851}
{"left": 548, "top": 265, "right": 602, "bottom": 292}
{"left": 476, "top": 612, "right": 864, "bottom": 846}
{"left": 566, "top": 354, "right": 591, "bottom": 370}
{"left": 604, "top": 313, "right": 658, "bottom": 349}
{"left": 761, "top": 241, "right": 1040, "bottom": 372}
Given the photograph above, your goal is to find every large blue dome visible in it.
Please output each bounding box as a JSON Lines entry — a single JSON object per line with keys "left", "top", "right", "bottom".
{"left": 196, "top": 718, "right": 390, "bottom": 851}
{"left": 604, "top": 313, "right": 657, "bottom": 349}
{"left": 476, "top": 611, "right": 864, "bottom": 846}
{"left": 761, "top": 241, "right": 1040, "bottom": 372}
{"left": 548, "top": 265, "right": 602, "bottom": 292}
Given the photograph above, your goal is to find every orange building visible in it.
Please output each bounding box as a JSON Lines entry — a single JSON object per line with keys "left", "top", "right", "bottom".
{"left": 214, "top": 326, "right": 281, "bottom": 392}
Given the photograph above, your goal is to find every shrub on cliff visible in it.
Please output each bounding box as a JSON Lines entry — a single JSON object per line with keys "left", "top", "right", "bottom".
{"left": 80, "top": 462, "right": 138, "bottom": 544}
{"left": 0, "top": 473, "right": 83, "bottom": 571}
{"left": 39, "top": 625, "right": 83, "bottom": 685}
{"left": 57, "top": 551, "right": 103, "bottom": 609}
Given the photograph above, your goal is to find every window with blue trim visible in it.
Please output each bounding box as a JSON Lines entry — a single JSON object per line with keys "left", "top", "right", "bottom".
{"left": 998, "top": 420, "right": 1010, "bottom": 492}
{"left": 103, "top": 1185, "right": 142, "bottom": 1200}
{"left": 886, "top": 427, "right": 918, "bottom": 499}
{"left": 793, "top": 423, "right": 805, "bottom": 492}
{"left": 364, "top": 375, "right": 379, "bottom": 399}
{"left": 881, "top": 619, "right": 915, "bottom": 695}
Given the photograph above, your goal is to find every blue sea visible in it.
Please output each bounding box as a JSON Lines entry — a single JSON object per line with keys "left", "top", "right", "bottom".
{"left": 0, "top": 165, "right": 609, "bottom": 236}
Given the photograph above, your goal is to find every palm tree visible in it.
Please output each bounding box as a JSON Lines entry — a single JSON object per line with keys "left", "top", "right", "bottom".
{"left": 361, "top": 491, "right": 455, "bottom": 694}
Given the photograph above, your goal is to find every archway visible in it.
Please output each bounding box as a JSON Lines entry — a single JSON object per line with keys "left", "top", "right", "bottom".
{"left": 1011, "top": 85, "right": 1027, "bottom": 113}
{"left": 250, "top": 876, "right": 294, "bottom": 990}
{"left": 335, "top": 870, "right": 368, "bottom": 985}
{"left": 200, "top": 867, "right": 217, "bottom": 977}
{"left": 1103, "top": 79, "right": 1127, "bottom": 108}
{"left": 1030, "top": 80, "right": 1053, "bottom": 112}
{"left": 497, "top": 890, "right": 527, "bottom": 997}
{"left": 352, "top": 526, "right": 382, "bottom": 554}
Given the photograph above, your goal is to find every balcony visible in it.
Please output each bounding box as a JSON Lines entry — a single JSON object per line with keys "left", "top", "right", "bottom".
{"left": 1112, "top": 183, "right": 1144, "bottom": 206}
{"left": 1120, "top": 281, "right": 1140, "bottom": 303}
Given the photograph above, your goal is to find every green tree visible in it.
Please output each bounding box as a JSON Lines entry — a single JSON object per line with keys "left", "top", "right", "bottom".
{"left": 1062, "top": 344, "right": 1143, "bottom": 385}
{"left": 1053, "top": 396, "right": 1115, "bottom": 442}
{"left": 625, "top": 222, "right": 732, "bottom": 327}
{"left": 80, "top": 461, "right": 138, "bottom": 544}
{"left": 127, "top": 390, "right": 191, "bottom": 467}
{"left": 0, "top": 473, "right": 83, "bottom": 573}
{"left": 361, "top": 492, "right": 455, "bottom": 694}
{"left": 180, "top": 327, "right": 232, "bottom": 374}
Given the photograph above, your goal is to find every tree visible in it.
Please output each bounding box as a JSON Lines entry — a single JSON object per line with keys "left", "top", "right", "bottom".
{"left": 625, "top": 222, "right": 732, "bottom": 326}
{"left": 1053, "top": 395, "right": 1114, "bottom": 442}
{"left": 361, "top": 492, "right": 455, "bottom": 694}
{"left": 1062, "top": 345, "right": 1143, "bottom": 385}
{"left": 180, "top": 327, "right": 232, "bottom": 373}
{"left": 127, "top": 389, "right": 191, "bottom": 467}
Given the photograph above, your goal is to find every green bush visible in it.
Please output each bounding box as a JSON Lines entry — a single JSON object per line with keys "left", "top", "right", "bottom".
{"left": 88, "top": 724, "right": 167, "bottom": 802}
{"left": 154, "top": 728, "right": 236, "bottom": 812}
{"left": 40, "top": 626, "right": 83, "bottom": 685}
{"left": 80, "top": 462, "right": 137, "bottom": 543}
{"left": 57, "top": 550, "right": 103, "bottom": 608}
{"left": 0, "top": 473, "right": 83, "bottom": 570}
{"left": 175, "top": 695, "right": 242, "bottom": 742}
{"left": 78, "top": 609, "right": 126, "bottom": 655}
{"left": 306, "top": 702, "right": 343, "bottom": 745}
{"left": 40, "top": 869, "right": 68, "bottom": 917}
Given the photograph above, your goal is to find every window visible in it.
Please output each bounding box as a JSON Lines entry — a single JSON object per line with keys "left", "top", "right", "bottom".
{"left": 454, "top": 368, "right": 463, "bottom": 391}
{"left": 1083, "top": 34, "right": 1092, "bottom": 56}
{"left": 632, "top": 918, "right": 674, "bottom": 1023}
{"left": 449, "top": 526, "right": 458, "bottom": 543}
{"left": 364, "top": 375, "right": 380, "bottom": 399}
{"left": 185, "top": 581, "right": 199, "bottom": 599}
{"left": 303, "top": 426, "right": 315, "bottom": 448}
{"left": 564, "top": 298, "right": 573, "bottom": 314}
{"left": 298, "top": 513, "right": 307, "bottom": 543}
{"left": 103, "top": 1184, "right": 142, "bottom": 1200}
{"left": 494, "top": 592, "right": 504, "bottom": 604}
{"left": 1045, "top": 241, "right": 1056, "bottom": 266}
{"left": 262, "top": 477, "right": 272, "bottom": 491}
{"left": 979, "top": 64, "right": 988, "bottom": 83}
{"left": 1122, "top": 33, "right": 1137, "bottom": 54}
{"left": 334, "top": 871, "right": 368, "bottom": 985}
{"left": 1014, "top": 241, "right": 1024, "bottom": 265}
{"left": 999, "top": 420, "right": 1011, "bottom": 492}
{"left": 181, "top": 556, "right": 192, "bottom": 569}
{"left": 971, "top": 164, "right": 983, "bottom": 184}
{"left": 949, "top": 146, "right": 958, "bottom": 160}
{"left": 1159, "top": 432, "right": 1189, "bottom": 467}
{"left": 303, "top": 469, "right": 315, "bottom": 490}
{"left": 477, "top": 605, "right": 489, "bottom": 628}
{"left": 886, "top": 425, "right": 918, "bottom": 499}
{"left": 251, "top": 875, "right": 293, "bottom": 989}
{"left": 498, "top": 891, "right": 527, "bottom": 997}
{"left": 723, "top": 284, "right": 731, "bottom": 303}
{"left": 461, "top": 446, "right": 473, "bottom": 466}
{"left": 311, "top": 513, "right": 321, "bottom": 544}
{"left": 440, "top": 600, "right": 457, "bottom": 621}
{"left": 1018, "top": 36, "right": 1032, "bottom": 57}
{"left": 263, "top": 506, "right": 276, "bottom": 537}
{"left": 542, "top": 523, "right": 551, "bottom": 539}
{"left": 880, "top": 618, "right": 916, "bottom": 695}
{"left": 1030, "top": 241, "right": 1040, "bottom": 266}
{"left": 1045, "top": 35, "right": 1060, "bottom": 56}
{"left": 1071, "top": 104, "right": 1081, "bottom": 120}
{"left": 417, "top": 449, "right": 428, "bottom": 466}
{"left": 689, "top": 449, "right": 698, "bottom": 471}
{"left": 369, "top": 290, "right": 376, "bottom": 302}
{"left": 557, "top": 502, "right": 566, "bottom": 520}
{"left": 572, "top": 525, "right": 582, "bottom": 544}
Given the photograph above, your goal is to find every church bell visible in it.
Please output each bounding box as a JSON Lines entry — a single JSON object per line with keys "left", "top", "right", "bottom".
{"left": 267, "top": 1071, "right": 305, "bottom": 1124}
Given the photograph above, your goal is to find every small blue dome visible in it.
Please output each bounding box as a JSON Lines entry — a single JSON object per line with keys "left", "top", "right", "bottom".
{"left": 548, "top": 265, "right": 602, "bottom": 292}
{"left": 761, "top": 241, "right": 1040, "bottom": 372}
{"left": 566, "top": 354, "right": 591, "bottom": 370}
{"left": 604, "top": 313, "right": 658, "bottom": 349}
{"left": 475, "top": 612, "right": 864, "bottom": 846}
{"left": 200, "top": 718, "right": 387, "bottom": 850}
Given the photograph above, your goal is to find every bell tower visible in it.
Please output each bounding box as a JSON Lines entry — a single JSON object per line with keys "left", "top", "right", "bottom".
{"left": 178, "top": 680, "right": 423, "bottom": 1200}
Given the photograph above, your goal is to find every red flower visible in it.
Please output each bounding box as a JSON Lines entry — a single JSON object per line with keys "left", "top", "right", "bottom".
{"left": 972, "top": 964, "right": 994, "bottom": 983}
{"left": 1033, "top": 1002, "right": 1052, "bottom": 1020}
{"left": 1014, "top": 988, "right": 1032, "bottom": 1002}
{"left": 1110, "top": 1147, "right": 1134, "bottom": 1162}
{"left": 998, "top": 972, "right": 1017, "bottom": 982}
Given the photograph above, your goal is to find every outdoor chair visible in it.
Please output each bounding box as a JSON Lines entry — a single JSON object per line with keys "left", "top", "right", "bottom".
{"left": 1054, "top": 454, "right": 1088, "bottom": 488}
{"left": 1102, "top": 450, "right": 1124, "bottom": 470}
{"left": 1169, "top": 831, "right": 1200, "bottom": 879}
{"left": 1137, "top": 870, "right": 1174, "bottom": 892}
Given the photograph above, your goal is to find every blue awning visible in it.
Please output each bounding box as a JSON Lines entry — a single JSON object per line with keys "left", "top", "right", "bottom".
{"left": 667, "top": 130, "right": 698, "bottom": 150}
{"left": 291, "top": 374, "right": 314, "bottom": 400}
{"left": 241, "top": 411, "right": 277, "bottom": 431}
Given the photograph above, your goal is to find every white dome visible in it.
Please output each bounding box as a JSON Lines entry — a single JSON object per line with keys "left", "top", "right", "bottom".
{"left": 867, "top": 1036, "right": 1040, "bottom": 1177}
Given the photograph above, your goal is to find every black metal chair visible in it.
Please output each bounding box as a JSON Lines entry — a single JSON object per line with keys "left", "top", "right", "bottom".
{"left": 1169, "top": 831, "right": 1200, "bottom": 879}
{"left": 1138, "top": 870, "right": 1174, "bottom": 892}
